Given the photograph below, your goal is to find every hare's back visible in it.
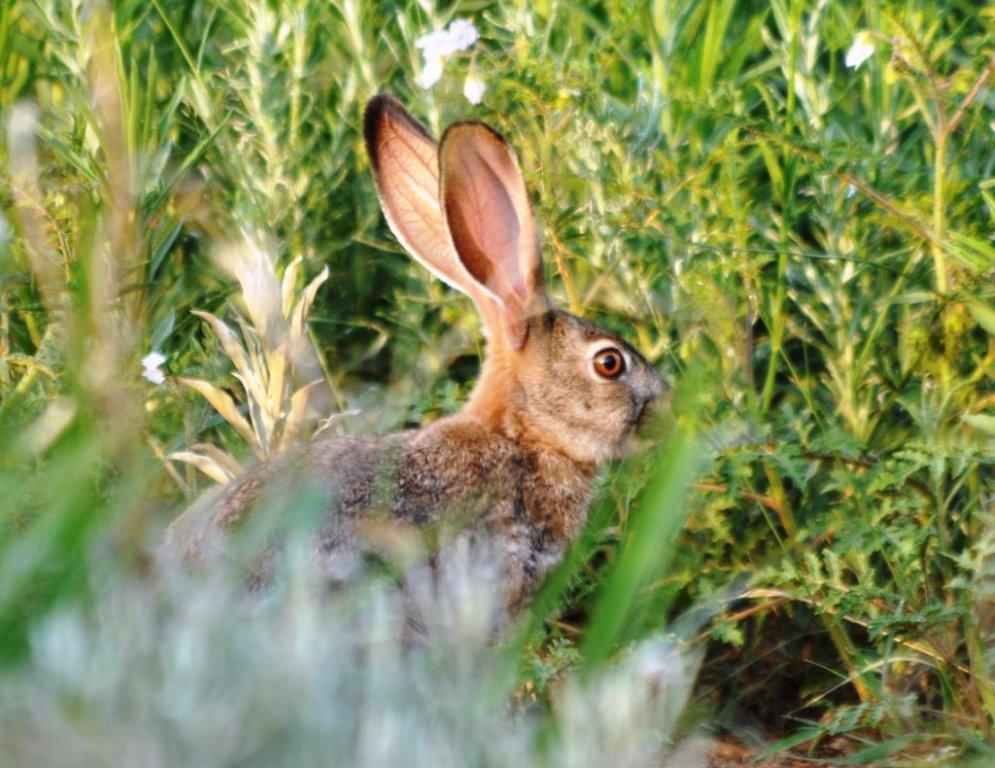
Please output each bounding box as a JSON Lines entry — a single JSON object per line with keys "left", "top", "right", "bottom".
{"left": 166, "top": 434, "right": 391, "bottom": 560}
{"left": 168, "top": 416, "right": 524, "bottom": 573}
{"left": 218, "top": 433, "right": 393, "bottom": 526}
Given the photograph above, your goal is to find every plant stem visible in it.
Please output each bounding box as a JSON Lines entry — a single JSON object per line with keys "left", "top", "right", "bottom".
{"left": 932, "top": 130, "right": 948, "bottom": 296}
{"left": 964, "top": 602, "right": 995, "bottom": 725}
{"left": 761, "top": 0, "right": 801, "bottom": 413}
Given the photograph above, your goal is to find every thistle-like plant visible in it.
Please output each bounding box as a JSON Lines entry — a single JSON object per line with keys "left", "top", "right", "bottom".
{"left": 169, "top": 234, "right": 330, "bottom": 486}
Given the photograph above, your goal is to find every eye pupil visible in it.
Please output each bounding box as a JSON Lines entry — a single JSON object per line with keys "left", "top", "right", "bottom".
{"left": 593, "top": 348, "right": 625, "bottom": 379}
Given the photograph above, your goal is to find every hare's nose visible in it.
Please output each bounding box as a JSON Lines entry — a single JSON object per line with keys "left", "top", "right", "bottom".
{"left": 644, "top": 367, "right": 666, "bottom": 402}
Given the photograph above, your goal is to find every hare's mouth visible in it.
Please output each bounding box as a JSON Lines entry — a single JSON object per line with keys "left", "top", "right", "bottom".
{"left": 628, "top": 388, "right": 671, "bottom": 434}
{"left": 628, "top": 400, "right": 653, "bottom": 429}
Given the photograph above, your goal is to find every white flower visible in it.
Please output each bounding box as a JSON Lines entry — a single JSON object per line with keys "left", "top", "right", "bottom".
{"left": 445, "top": 19, "right": 479, "bottom": 52}
{"left": 418, "top": 56, "right": 445, "bottom": 89}
{"left": 416, "top": 29, "right": 457, "bottom": 59}
{"left": 463, "top": 76, "right": 485, "bottom": 105}
{"left": 142, "top": 351, "right": 166, "bottom": 385}
{"left": 845, "top": 31, "right": 875, "bottom": 69}
{"left": 415, "top": 19, "right": 478, "bottom": 59}
{"left": 414, "top": 19, "right": 479, "bottom": 90}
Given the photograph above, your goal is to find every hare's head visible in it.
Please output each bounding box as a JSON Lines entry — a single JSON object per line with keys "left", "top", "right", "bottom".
{"left": 364, "top": 95, "right": 665, "bottom": 465}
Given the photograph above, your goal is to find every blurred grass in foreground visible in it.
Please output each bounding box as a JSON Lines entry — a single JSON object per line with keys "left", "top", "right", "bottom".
{"left": 1, "top": 0, "right": 994, "bottom": 764}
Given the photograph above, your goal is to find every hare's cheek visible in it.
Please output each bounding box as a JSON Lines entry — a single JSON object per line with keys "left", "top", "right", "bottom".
{"left": 601, "top": 389, "right": 634, "bottom": 423}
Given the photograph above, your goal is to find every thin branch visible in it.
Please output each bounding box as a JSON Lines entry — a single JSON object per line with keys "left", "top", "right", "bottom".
{"left": 945, "top": 54, "right": 995, "bottom": 138}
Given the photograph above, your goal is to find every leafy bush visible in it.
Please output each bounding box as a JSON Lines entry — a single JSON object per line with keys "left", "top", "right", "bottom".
{"left": 0, "top": 539, "right": 701, "bottom": 768}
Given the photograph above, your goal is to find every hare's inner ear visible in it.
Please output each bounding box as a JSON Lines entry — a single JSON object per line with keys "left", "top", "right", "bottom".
{"left": 363, "top": 95, "right": 478, "bottom": 295}
{"left": 439, "top": 122, "right": 547, "bottom": 350}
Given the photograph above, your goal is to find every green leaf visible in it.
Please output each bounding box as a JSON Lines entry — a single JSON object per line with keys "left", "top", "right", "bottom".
{"left": 967, "top": 299, "right": 995, "bottom": 336}
{"left": 963, "top": 413, "right": 995, "bottom": 438}
{"left": 580, "top": 377, "right": 703, "bottom": 671}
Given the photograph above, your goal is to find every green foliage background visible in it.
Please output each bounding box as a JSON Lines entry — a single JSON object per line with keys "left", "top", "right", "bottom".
{"left": 1, "top": 0, "right": 994, "bottom": 763}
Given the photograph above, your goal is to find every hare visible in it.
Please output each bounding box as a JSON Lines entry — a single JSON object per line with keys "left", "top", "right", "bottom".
{"left": 169, "top": 95, "right": 665, "bottom": 608}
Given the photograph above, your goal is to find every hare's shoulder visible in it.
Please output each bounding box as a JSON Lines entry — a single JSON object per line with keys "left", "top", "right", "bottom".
{"left": 388, "top": 416, "right": 524, "bottom": 524}
{"left": 402, "top": 415, "right": 521, "bottom": 472}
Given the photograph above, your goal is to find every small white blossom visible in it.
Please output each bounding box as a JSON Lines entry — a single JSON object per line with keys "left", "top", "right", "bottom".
{"left": 416, "top": 19, "right": 478, "bottom": 58}
{"left": 845, "top": 31, "right": 875, "bottom": 69}
{"left": 445, "top": 19, "right": 479, "bottom": 51}
{"left": 416, "top": 29, "right": 457, "bottom": 59}
{"left": 463, "top": 76, "right": 485, "bottom": 105}
{"left": 418, "top": 56, "right": 445, "bottom": 89}
{"left": 142, "top": 351, "right": 166, "bottom": 385}
{"left": 414, "top": 19, "right": 479, "bottom": 90}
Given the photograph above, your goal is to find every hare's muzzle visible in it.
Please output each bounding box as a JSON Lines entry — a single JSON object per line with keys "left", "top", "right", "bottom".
{"left": 630, "top": 367, "right": 668, "bottom": 428}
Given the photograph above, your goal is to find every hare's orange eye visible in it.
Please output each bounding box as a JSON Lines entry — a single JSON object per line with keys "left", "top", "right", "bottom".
{"left": 593, "top": 348, "right": 625, "bottom": 380}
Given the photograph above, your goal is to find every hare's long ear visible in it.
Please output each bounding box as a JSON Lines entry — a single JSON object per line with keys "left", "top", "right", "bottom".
{"left": 363, "top": 95, "right": 487, "bottom": 299}
{"left": 439, "top": 122, "right": 549, "bottom": 350}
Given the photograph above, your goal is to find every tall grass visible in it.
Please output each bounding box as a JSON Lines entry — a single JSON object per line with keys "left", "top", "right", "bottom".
{"left": 1, "top": 0, "right": 993, "bottom": 764}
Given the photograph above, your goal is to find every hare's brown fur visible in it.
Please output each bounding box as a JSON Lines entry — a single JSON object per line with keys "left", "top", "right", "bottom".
{"left": 169, "top": 97, "right": 665, "bottom": 608}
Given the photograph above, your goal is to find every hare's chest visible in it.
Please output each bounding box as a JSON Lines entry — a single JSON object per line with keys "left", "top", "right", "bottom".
{"left": 475, "top": 462, "right": 595, "bottom": 604}
{"left": 518, "top": 452, "right": 596, "bottom": 544}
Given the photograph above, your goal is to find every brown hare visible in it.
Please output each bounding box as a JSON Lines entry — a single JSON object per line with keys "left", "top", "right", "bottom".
{"left": 170, "top": 94, "right": 665, "bottom": 609}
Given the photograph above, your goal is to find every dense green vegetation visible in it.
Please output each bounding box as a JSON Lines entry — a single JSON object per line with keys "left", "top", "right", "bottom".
{"left": 1, "top": 0, "right": 993, "bottom": 764}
